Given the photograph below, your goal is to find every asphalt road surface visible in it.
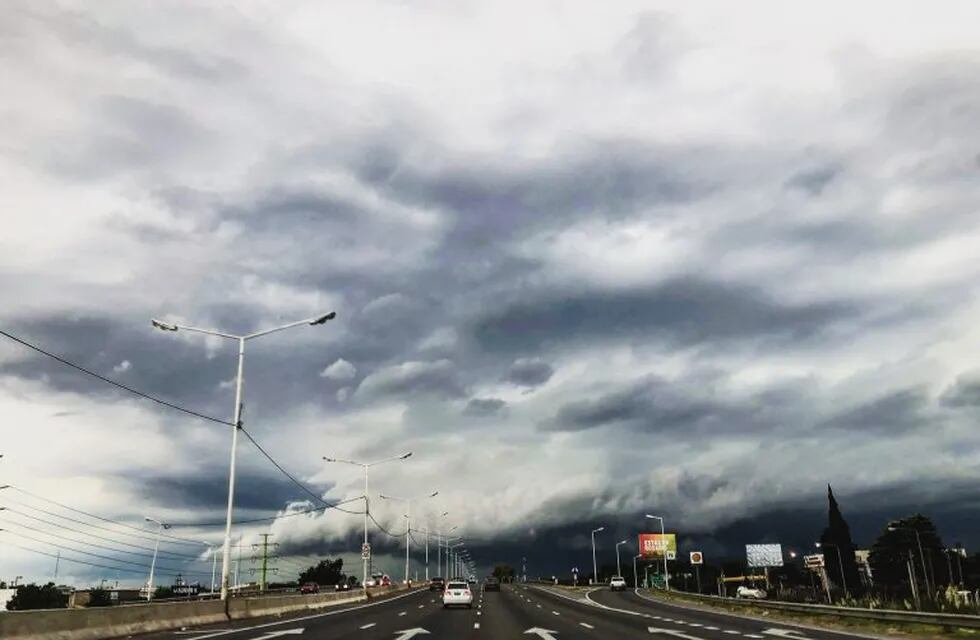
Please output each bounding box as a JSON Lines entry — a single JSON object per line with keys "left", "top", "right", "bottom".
{"left": 127, "top": 584, "right": 878, "bottom": 640}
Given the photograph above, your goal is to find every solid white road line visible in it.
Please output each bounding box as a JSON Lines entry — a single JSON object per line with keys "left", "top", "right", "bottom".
{"left": 360, "top": 623, "right": 376, "bottom": 629}
{"left": 580, "top": 622, "right": 595, "bottom": 629}
{"left": 185, "top": 588, "right": 425, "bottom": 640}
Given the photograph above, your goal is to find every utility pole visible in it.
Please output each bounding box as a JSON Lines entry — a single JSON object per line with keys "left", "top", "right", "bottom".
{"left": 255, "top": 534, "right": 276, "bottom": 591}
{"left": 53, "top": 550, "right": 60, "bottom": 583}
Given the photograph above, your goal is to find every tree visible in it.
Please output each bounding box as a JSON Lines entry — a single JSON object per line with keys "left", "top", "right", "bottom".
{"left": 298, "top": 558, "right": 346, "bottom": 585}
{"left": 868, "top": 514, "right": 945, "bottom": 597}
{"left": 819, "top": 485, "right": 863, "bottom": 597}
{"left": 153, "top": 586, "right": 175, "bottom": 599}
{"left": 492, "top": 564, "right": 515, "bottom": 582}
{"left": 6, "top": 583, "right": 68, "bottom": 610}
{"left": 86, "top": 588, "right": 112, "bottom": 607}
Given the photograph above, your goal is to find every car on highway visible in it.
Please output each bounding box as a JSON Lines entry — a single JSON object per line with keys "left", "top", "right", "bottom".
{"left": 736, "top": 585, "right": 767, "bottom": 599}
{"left": 299, "top": 582, "right": 319, "bottom": 594}
{"left": 484, "top": 576, "right": 500, "bottom": 591}
{"left": 335, "top": 581, "right": 352, "bottom": 592}
{"left": 442, "top": 580, "right": 474, "bottom": 608}
{"left": 609, "top": 576, "right": 627, "bottom": 591}
{"left": 429, "top": 576, "right": 446, "bottom": 591}
{"left": 380, "top": 575, "right": 392, "bottom": 587}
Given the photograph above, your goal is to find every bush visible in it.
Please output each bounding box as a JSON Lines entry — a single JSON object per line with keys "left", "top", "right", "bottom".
{"left": 6, "top": 583, "right": 68, "bottom": 610}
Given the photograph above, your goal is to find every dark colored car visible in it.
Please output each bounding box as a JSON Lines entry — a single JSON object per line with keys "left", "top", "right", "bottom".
{"left": 429, "top": 577, "right": 446, "bottom": 591}
{"left": 335, "top": 582, "right": 352, "bottom": 592}
{"left": 484, "top": 576, "right": 500, "bottom": 591}
{"left": 300, "top": 582, "right": 319, "bottom": 594}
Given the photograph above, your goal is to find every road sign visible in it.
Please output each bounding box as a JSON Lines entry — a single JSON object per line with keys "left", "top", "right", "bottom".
{"left": 803, "top": 554, "right": 824, "bottom": 569}
{"left": 639, "top": 533, "right": 677, "bottom": 559}
{"left": 361, "top": 543, "right": 371, "bottom": 560}
{"left": 666, "top": 550, "right": 676, "bottom": 560}
{"left": 690, "top": 551, "right": 704, "bottom": 565}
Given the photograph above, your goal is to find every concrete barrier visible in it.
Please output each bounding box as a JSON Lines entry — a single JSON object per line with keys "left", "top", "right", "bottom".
{"left": 0, "top": 587, "right": 409, "bottom": 640}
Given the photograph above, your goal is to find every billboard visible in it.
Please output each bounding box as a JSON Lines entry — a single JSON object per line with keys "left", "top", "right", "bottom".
{"left": 746, "top": 544, "right": 784, "bottom": 567}
{"left": 639, "top": 533, "right": 677, "bottom": 559}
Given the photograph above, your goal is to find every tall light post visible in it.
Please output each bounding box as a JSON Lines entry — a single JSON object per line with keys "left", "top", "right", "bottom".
{"left": 591, "top": 526, "right": 605, "bottom": 585}
{"left": 615, "top": 539, "right": 628, "bottom": 577}
{"left": 646, "top": 514, "right": 670, "bottom": 591}
{"left": 633, "top": 554, "right": 642, "bottom": 589}
{"left": 152, "top": 311, "right": 335, "bottom": 600}
{"left": 888, "top": 524, "right": 932, "bottom": 597}
{"left": 816, "top": 542, "right": 849, "bottom": 597}
{"left": 203, "top": 542, "right": 217, "bottom": 594}
{"left": 144, "top": 516, "right": 170, "bottom": 601}
{"left": 435, "top": 515, "right": 452, "bottom": 577}
{"left": 380, "top": 490, "right": 438, "bottom": 584}
{"left": 322, "top": 451, "right": 413, "bottom": 589}
{"left": 450, "top": 542, "right": 465, "bottom": 578}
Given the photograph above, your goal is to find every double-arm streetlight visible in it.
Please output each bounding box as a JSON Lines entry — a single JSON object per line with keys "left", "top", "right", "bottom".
{"left": 379, "top": 490, "right": 438, "bottom": 584}
{"left": 144, "top": 516, "right": 170, "bottom": 601}
{"left": 591, "top": 526, "right": 605, "bottom": 584}
{"left": 615, "top": 539, "right": 628, "bottom": 577}
{"left": 888, "top": 524, "right": 932, "bottom": 596}
{"left": 322, "top": 451, "right": 412, "bottom": 589}
{"left": 646, "top": 514, "right": 670, "bottom": 591}
{"left": 152, "top": 311, "right": 335, "bottom": 600}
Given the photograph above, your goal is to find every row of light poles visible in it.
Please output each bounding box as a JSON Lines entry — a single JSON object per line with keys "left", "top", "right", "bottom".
{"left": 590, "top": 514, "right": 669, "bottom": 589}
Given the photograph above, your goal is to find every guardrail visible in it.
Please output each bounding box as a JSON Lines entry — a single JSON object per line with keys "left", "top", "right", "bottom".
{"left": 640, "top": 589, "right": 980, "bottom": 630}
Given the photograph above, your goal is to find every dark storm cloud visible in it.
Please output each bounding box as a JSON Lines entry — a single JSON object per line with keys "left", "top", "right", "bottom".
{"left": 940, "top": 373, "right": 980, "bottom": 408}
{"left": 784, "top": 165, "right": 839, "bottom": 195}
{"left": 819, "top": 387, "right": 932, "bottom": 433}
{"left": 354, "top": 359, "right": 465, "bottom": 401}
{"left": 463, "top": 397, "right": 507, "bottom": 417}
{"left": 473, "top": 277, "right": 854, "bottom": 353}
{"left": 504, "top": 358, "right": 554, "bottom": 387}
{"left": 132, "top": 471, "right": 322, "bottom": 514}
{"left": 545, "top": 375, "right": 751, "bottom": 434}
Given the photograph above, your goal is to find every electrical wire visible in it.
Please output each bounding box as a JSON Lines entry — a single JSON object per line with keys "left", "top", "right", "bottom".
{"left": 0, "top": 519, "right": 208, "bottom": 563}
{"left": 0, "top": 328, "right": 233, "bottom": 427}
{"left": 0, "top": 502, "right": 205, "bottom": 557}
{"left": 0, "top": 530, "right": 210, "bottom": 576}
{"left": 170, "top": 495, "right": 367, "bottom": 527}
{"left": 368, "top": 512, "right": 408, "bottom": 538}
{"left": 5, "top": 540, "right": 168, "bottom": 576}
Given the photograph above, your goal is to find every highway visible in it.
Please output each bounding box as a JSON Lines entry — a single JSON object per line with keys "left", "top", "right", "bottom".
{"left": 127, "top": 584, "right": 875, "bottom": 640}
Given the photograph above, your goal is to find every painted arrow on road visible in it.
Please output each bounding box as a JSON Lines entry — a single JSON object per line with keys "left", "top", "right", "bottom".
{"left": 393, "top": 628, "right": 431, "bottom": 640}
{"left": 648, "top": 627, "right": 705, "bottom": 640}
{"left": 524, "top": 628, "right": 560, "bottom": 640}
{"left": 252, "top": 629, "right": 304, "bottom": 640}
{"left": 763, "top": 629, "right": 811, "bottom": 639}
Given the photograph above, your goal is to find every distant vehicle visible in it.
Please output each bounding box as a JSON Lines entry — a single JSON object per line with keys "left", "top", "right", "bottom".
{"left": 609, "top": 576, "right": 627, "bottom": 591}
{"left": 299, "top": 582, "right": 319, "bottom": 594}
{"left": 335, "top": 582, "right": 352, "bottom": 591}
{"left": 736, "top": 585, "right": 767, "bottom": 599}
{"left": 484, "top": 576, "right": 501, "bottom": 592}
{"left": 468, "top": 575, "right": 477, "bottom": 585}
{"left": 429, "top": 577, "right": 446, "bottom": 591}
{"left": 380, "top": 575, "right": 392, "bottom": 587}
{"left": 442, "top": 581, "right": 473, "bottom": 608}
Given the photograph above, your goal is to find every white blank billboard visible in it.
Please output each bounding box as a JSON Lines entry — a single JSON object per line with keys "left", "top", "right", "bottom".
{"left": 746, "top": 544, "right": 783, "bottom": 567}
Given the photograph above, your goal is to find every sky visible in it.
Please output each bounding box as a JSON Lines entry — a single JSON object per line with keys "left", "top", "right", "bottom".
{"left": 2, "top": 0, "right": 980, "bottom": 587}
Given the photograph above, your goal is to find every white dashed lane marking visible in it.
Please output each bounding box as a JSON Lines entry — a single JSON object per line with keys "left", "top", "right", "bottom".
{"left": 474, "top": 623, "right": 480, "bottom": 629}
{"left": 745, "top": 635, "right": 764, "bottom": 638}
{"left": 724, "top": 631, "right": 741, "bottom": 635}
{"left": 552, "top": 611, "right": 561, "bottom": 616}
{"left": 360, "top": 623, "right": 376, "bottom": 629}
{"left": 580, "top": 622, "right": 594, "bottom": 629}
{"left": 398, "top": 611, "right": 407, "bottom": 617}
{"left": 705, "top": 627, "right": 719, "bottom": 631}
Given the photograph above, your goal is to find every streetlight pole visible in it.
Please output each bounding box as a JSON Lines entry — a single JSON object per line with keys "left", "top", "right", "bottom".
{"left": 889, "top": 524, "right": 931, "bottom": 597}
{"left": 816, "top": 542, "right": 848, "bottom": 597}
{"left": 323, "top": 451, "right": 412, "bottom": 590}
{"left": 152, "top": 311, "right": 335, "bottom": 601}
{"left": 646, "top": 514, "right": 670, "bottom": 591}
{"left": 591, "top": 526, "right": 605, "bottom": 585}
{"left": 435, "top": 516, "right": 452, "bottom": 577}
{"left": 615, "top": 539, "right": 628, "bottom": 577}
{"left": 633, "top": 554, "right": 642, "bottom": 589}
{"left": 144, "top": 517, "right": 169, "bottom": 601}
{"left": 380, "top": 490, "right": 438, "bottom": 585}
{"left": 203, "top": 542, "right": 217, "bottom": 594}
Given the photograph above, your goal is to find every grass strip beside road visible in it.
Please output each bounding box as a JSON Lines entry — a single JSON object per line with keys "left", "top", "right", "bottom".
{"left": 636, "top": 589, "right": 979, "bottom": 640}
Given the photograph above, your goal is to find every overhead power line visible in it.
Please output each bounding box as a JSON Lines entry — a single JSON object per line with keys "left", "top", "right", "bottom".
{"left": 0, "top": 328, "right": 232, "bottom": 427}
{"left": 5, "top": 540, "right": 207, "bottom": 578}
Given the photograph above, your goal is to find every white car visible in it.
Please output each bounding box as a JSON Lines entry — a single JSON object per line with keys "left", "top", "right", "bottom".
{"left": 609, "top": 576, "right": 627, "bottom": 591}
{"left": 736, "top": 585, "right": 767, "bottom": 599}
{"left": 442, "top": 581, "right": 474, "bottom": 608}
